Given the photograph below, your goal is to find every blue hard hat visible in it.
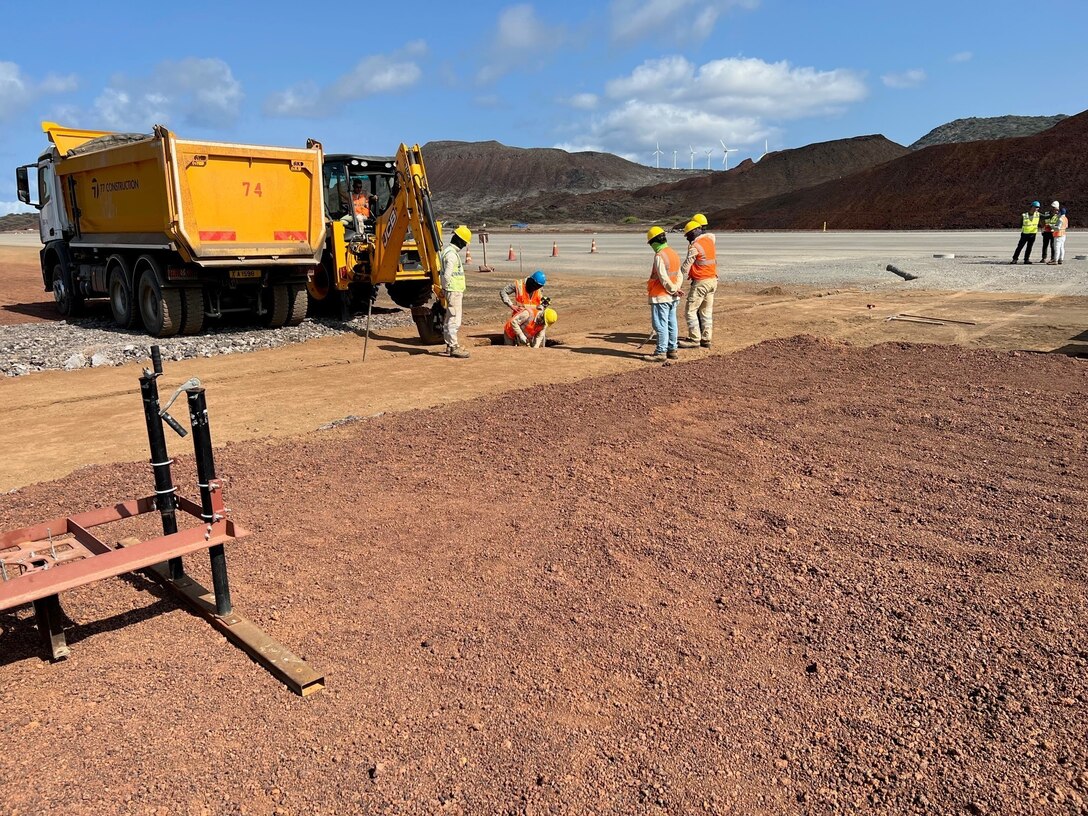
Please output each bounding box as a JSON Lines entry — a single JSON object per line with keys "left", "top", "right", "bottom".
{"left": 1031, "top": 201, "right": 1040, "bottom": 207}
{"left": 530, "top": 270, "right": 546, "bottom": 286}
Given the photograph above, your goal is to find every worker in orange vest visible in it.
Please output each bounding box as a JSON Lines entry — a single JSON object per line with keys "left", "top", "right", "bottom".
{"left": 501, "top": 270, "right": 546, "bottom": 312}
{"left": 341, "top": 177, "right": 374, "bottom": 232}
{"left": 643, "top": 226, "right": 683, "bottom": 363}
{"left": 677, "top": 220, "right": 718, "bottom": 348}
{"left": 505, "top": 306, "right": 557, "bottom": 347}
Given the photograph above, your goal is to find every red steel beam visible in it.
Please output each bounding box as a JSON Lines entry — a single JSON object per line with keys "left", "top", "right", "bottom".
{"left": 0, "top": 516, "right": 246, "bottom": 611}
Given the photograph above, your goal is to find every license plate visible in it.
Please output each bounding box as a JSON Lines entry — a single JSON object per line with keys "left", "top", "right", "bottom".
{"left": 229, "top": 269, "right": 261, "bottom": 280}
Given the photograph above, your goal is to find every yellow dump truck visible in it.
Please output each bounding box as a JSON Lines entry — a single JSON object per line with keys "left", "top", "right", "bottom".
{"left": 15, "top": 122, "right": 325, "bottom": 336}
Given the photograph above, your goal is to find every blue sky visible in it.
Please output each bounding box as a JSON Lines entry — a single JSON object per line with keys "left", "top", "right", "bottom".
{"left": 2, "top": 0, "right": 1086, "bottom": 213}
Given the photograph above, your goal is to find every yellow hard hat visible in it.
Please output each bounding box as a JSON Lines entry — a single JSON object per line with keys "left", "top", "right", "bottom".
{"left": 646, "top": 226, "right": 666, "bottom": 243}
{"left": 684, "top": 220, "right": 702, "bottom": 235}
{"left": 543, "top": 307, "right": 558, "bottom": 326}
{"left": 453, "top": 225, "right": 472, "bottom": 244}
{"left": 693, "top": 213, "right": 708, "bottom": 227}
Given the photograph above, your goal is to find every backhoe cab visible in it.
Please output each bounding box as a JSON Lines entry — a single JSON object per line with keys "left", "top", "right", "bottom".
{"left": 309, "top": 145, "right": 446, "bottom": 344}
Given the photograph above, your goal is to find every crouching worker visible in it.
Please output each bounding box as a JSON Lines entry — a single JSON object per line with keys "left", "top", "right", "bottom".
{"left": 644, "top": 226, "right": 682, "bottom": 363}
{"left": 501, "top": 269, "right": 546, "bottom": 312}
{"left": 505, "top": 306, "right": 557, "bottom": 347}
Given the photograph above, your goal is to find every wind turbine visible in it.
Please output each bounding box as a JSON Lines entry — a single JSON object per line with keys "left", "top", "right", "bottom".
{"left": 652, "top": 139, "right": 664, "bottom": 169}
{"left": 704, "top": 147, "right": 714, "bottom": 170}
{"left": 672, "top": 149, "right": 678, "bottom": 170}
{"left": 758, "top": 139, "right": 769, "bottom": 161}
{"left": 688, "top": 145, "right": 696, "bottom": 170}
{"left": 720, "top": 139, "right": 739, "bottom": 170}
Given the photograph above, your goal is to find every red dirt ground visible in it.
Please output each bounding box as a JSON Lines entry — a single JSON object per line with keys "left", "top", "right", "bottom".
{"left": 1, "top": 337, "right": 1086, "bottom": 815}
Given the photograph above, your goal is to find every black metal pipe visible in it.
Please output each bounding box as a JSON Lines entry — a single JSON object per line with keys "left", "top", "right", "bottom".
{"left": 141, "top": 352, "right": 183, "bottom": 580}
{"left": 186, "top": 386, "right": 232, "bottom": 616}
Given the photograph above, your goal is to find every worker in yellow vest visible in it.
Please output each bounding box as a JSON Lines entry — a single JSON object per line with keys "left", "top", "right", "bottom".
{"left": 677, "top": 220, "right": 718, "bottom": 348}
{"left": 440, "top": 225, "right": 472, "bottom": 358}
{"left": 1011, "top": 201, "right": 1041, "bottom": 264}
{"left": 643, "top": 226, "right": 682, "bottom": 363}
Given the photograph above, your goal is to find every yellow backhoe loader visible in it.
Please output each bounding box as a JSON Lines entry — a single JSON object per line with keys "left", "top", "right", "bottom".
{"left": 308, "top": 143, "right": 446, "bottom": 343}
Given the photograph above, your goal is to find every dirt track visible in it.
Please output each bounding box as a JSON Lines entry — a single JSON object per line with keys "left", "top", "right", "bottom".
{"left": 2, "top": 235, "right": 1087, "bottom": 490}
{"left": 1, "top": 337, "right": 1086, "bottom": 815}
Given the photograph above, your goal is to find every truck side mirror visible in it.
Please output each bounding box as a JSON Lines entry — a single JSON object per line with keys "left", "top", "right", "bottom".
{"left": 16, "top": 166, "right": 33, "bottom": 206}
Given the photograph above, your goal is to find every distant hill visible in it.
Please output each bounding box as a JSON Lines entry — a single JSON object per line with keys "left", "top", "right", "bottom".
{"left": 911, "top": 115, "right": 1068, "bottom": 149}
{"left": 485, "top": 135, "right": 910, "bottom": 224}
{"left": 424, "top": 140, "right": 695, "bottom": 221}
{"left": 709, "top": 110, "right": 1088, "bottom": 230}
{"left": 0, "top": 213, "right": 38, "bottom": 232}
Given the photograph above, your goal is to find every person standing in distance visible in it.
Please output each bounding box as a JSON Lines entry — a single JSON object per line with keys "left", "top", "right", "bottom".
{"left": 1011, "top": 200, "right": 1040, "bottom": 264}
{"left": 440, "top": 225, "right": 472, "bottom": 358}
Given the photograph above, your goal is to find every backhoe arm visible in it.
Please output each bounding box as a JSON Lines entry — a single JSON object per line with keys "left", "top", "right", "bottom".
{"left": 371, "top": 144, "right": 445, "bottom": 303}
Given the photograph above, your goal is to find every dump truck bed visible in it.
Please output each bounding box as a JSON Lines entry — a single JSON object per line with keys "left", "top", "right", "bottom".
{"left": 48, "top": 124, "right": 325, "bottom": 266}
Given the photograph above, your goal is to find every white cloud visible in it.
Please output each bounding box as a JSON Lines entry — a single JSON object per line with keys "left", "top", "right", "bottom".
{"left": 610, "top": 0, "right": 759, "bottom": 44}
{"left": 563, "top": 55, "right": 865, "bottom": 160}
{"left": 0, "top": 62, "right": 78, "bottom": 121}
{"left": 266, "top": 42, "right": 425, "bottom": 117}
{"left": 86, "top": 58, "right": 242, "bottom": 131}
{"left": 0, "top": 200, "right": 36, "bottom": 216}
{"left": 950, "top": 51, "right": 973, "bottom": 63}
{"left": 477, "top": 4, "right": 566, "bottom": 84}
{"left": 882, "top": 69, "right": 927, "bottom": 89}
{"left": 567, "top": 93, "right": 599, "bottom": 110}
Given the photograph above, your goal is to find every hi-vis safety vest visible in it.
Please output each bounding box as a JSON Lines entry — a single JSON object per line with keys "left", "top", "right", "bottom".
{"left": 1021, "top": 212, "right": 1040, "bottom": 234}
{"left": 504, "top": 308, "right": 543, "bottom": 341}
{"left": 514, "top": 279, "right": 542, "bottom": 308}
{"left": 689, "top": 234, "right": 718, "bottom": 280}
{"left": 1053, "top": 214, "right": 1068, "bottom": 238}
{"left": 647, "top": 246, "right": 682, "bottom": 298}
{"left": 352, "top": 192, "right": 370, "bottom": 220}
{"left": 441, "top": 245, "right": 466, "bottom": 292}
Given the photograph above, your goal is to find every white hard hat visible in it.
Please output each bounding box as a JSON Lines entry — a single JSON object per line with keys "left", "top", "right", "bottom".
{"left": 1051, "top": 200, "right": 1060, "bottom": 208}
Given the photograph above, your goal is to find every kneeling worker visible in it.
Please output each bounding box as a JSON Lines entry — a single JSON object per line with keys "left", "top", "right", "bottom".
{"left": 501, "top": 270, "right": 546, "bottom": 312}
{"left": 505, "top": 306, "right": 557, "bottom": 347}
{"left": 441, "top": 225, "right": 472, "bottom": 359}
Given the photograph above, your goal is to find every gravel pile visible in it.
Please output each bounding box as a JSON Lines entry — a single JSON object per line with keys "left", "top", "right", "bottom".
{"left": 0, "top": 311, "right": 413, "bottom": 377}
{"left": 729, "top": 255, "right": 1088, "bottom": 294}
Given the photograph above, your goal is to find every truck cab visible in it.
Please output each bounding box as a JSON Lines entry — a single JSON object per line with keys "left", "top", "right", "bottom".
{"left": 17, "top": 152, "right": 73, "bottom": 296}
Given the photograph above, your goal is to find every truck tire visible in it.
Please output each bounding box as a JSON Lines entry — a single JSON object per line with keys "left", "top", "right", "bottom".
{"left": 107, "top": 257, "right": 137, "bottom": 329}
{"left": 52, "top": 263, "right": 83, "bottom": 318}
{"left": 181, "top": 288, "right": 205, "bottom": 335}
{"left": 137, "top": 269, "right": 182, "bottom": 337}
{"left": 262, "top": 285, "right": 290, "bottom": 328}
{"left": 386, "top": 280, "right": 432, "bottom": 309}
{"left": 286, "top": 285, "right": 307, "bottom": 326}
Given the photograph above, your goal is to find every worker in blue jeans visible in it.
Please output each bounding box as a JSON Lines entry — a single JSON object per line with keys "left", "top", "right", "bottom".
{"left": 643, "top": 227, "right": 683, "bottom": 363}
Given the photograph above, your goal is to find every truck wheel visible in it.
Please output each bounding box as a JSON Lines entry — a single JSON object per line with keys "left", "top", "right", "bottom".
{"left": 181, "top": 288, "right": 205, "bottom": 335}
{"left": 385, "top": 280, "right": 432, "bottom": 309}
{"left": 262, "top": 285, "right": 290, "bottom": 328}
{"left": 52, "top": 263, "right": 83, "bottom": 318}
{"left": 107, "top": 258, "right": 137, "bottom": 329}
{"left": 137, "top": 269, "right": 182, "bottom": 337}
{"left": 286, "top": 285, "right": 308, "bottom": 326}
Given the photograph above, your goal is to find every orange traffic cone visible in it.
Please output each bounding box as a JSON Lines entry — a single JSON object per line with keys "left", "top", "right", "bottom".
{"left": 551, "top": 241, "right": 559, "bottom": 257}
{"left": 465, "top": 247, "right": 472, "bottom": 264}
{"left": 508, "top": 245, "right": 516, "bottom": 261}
{"left": 590, "top": 238, "right": 598, "bottom": 253}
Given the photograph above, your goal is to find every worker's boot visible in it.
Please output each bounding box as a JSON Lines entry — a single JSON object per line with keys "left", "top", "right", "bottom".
{"left": 666, "top": 350, "right": 679, "bottom": 360}
{"left": 677, "top": 338, "right": 699, "bottom": 348}
{"left": 642, "top": 352, "right": 667, "bottom": 363}
{"left": 700, "top": 339, "right": 712, "bottom": 348}
{"left": 449, "top": 345, "right": 470, "bottom": 359}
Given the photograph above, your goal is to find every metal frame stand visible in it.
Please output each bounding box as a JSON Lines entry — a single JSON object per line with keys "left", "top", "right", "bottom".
{"left": 1, "top": 347, "right": 324, "bottom": 696}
